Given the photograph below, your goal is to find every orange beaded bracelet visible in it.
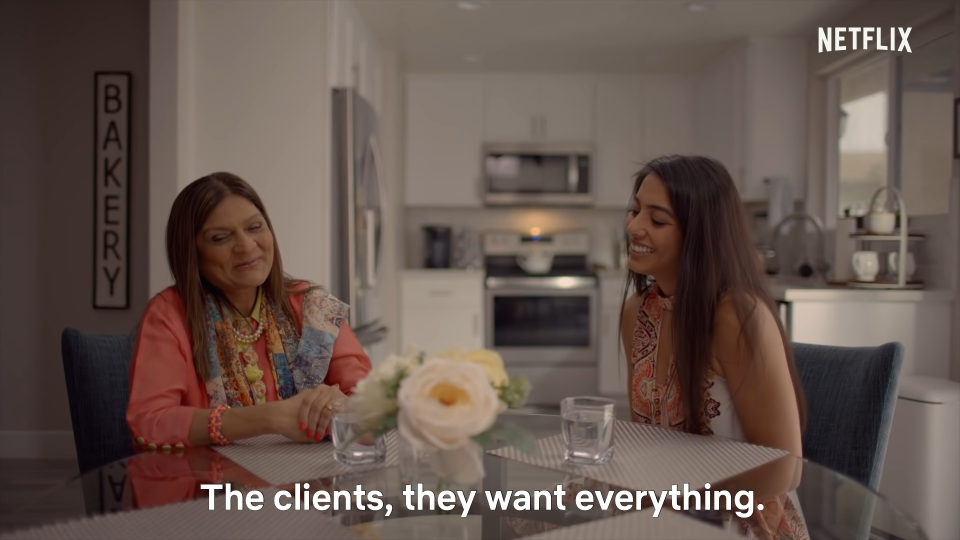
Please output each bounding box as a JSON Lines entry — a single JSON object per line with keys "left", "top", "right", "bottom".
{"left": 208, "top": 404, "right": 230, "bottom": 446}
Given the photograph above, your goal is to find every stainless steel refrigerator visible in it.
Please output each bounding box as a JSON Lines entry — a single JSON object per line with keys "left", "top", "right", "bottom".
{"left": 330, "top": 88, "right": 388, "bottom": 348}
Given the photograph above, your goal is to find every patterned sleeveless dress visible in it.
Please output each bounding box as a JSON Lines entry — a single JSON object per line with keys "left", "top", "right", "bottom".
{"left": 630, "top": 284, "right": 809, "bottom": 539}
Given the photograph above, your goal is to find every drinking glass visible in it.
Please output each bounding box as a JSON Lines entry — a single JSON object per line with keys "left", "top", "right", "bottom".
{"left": 332, "top": 411, "right": 386, "bottom": 465}
{"left": 560, "top": 396, "right": 615, "bottom": 464}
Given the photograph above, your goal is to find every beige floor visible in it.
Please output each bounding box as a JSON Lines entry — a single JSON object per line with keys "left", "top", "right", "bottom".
{"left": 0, "top": 459, "right": 84, "bottom": 534}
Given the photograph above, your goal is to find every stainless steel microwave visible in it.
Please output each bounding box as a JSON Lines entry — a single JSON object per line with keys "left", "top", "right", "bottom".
{"left": 482, "top": 144, "right": 592, "bottom": 206}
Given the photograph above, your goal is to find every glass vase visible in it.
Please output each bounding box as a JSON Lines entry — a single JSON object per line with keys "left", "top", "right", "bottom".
{"left": 398, "top": 433, "right": 485, "bottom": 495}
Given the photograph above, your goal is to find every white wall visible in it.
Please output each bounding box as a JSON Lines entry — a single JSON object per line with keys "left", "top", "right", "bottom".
{"left": 0, "top": 0, "right": 150, "bottom": 458}
{"left": 149, "top": 0, "right": 332, "bottom": 293}
{"left": 150, "top": 0, "right": 401, "bottom": 363}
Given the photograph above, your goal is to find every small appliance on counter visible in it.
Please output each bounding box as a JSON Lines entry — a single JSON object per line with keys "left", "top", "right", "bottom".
{"left": 422, "top": 225, "right": 452, "bottom": 268}
{"left": 451, "top": 227, "right": 483, "bottom": 270}
{"left": 481, "top": 229, "right": 598, "bottom": 406}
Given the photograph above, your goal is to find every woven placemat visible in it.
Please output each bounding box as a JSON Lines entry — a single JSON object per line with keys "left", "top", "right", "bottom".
{"left": 214, "top": 432, "right": 399, "bottom": 485}
{"left": 1, "top": 488, "right": 359, "bottom": 540}
{"left": 490, "top": 420, "right": 786, "bottom": 493}
{"left": 519, "top": 508, "right": 742, "bottom": 540}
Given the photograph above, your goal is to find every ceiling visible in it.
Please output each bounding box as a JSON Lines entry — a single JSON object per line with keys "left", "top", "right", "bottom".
{"left": 354, "top": 0, "right": 869, "bottom": 73}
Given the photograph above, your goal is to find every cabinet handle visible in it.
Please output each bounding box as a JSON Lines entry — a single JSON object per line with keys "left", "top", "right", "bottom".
{"left": 428, "top": 290, "right": 453, "bottom": 297}
{"left": 530, "top": 116, "right": 538, "bottom": 139}
{"left": 539, "top": 116, "right": 546, "bottom": 140}
{"left": 473, "top": 313, "right": 479, "bottom": 336}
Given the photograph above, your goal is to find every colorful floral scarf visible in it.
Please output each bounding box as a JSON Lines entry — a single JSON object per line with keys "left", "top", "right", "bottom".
{"left": 201, "top": 285, "right": 350, "bottom": 408}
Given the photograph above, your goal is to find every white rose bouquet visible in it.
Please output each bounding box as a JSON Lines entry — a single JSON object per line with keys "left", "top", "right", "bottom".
{"left": 347, "top": 346, "right": 536, "bottom": 485}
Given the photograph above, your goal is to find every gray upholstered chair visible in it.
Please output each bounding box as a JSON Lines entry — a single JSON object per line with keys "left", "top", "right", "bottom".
{"left": 61, "top": 328, "right": 136, "bottom": 474}
{"left": 792, "top": 341, "right": 904, "bottom": 490}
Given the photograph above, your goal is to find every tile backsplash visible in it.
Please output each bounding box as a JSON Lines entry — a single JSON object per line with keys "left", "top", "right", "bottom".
{"left": 405, "top": 207, "right": 629, "bottom": 270}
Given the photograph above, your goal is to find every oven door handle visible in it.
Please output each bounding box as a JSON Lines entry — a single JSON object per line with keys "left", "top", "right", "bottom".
{"left": 485, "top": 276, "right": 598, "bottom": 290}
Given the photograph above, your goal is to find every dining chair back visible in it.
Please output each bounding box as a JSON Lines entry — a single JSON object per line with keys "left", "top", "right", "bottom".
{"left": 61, "top": 328, "right": 136, "bottom": 474}
{"left": 792, "top": 341, "right": 904, "bottom": 490}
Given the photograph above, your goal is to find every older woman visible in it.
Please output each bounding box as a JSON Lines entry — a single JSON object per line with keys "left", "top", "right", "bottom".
{"left": 126, "top": 172, "right": 371, "bottom": 451}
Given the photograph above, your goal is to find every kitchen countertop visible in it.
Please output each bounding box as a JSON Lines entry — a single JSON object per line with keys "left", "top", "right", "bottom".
{"left": 403, "top": 268, "right": 954, "bottom": 303}
{"left": 593, "top": 269, "right": 953, "bottom": 303}
{"left": 765, "top": 277, "right": 955, "bottom": 303}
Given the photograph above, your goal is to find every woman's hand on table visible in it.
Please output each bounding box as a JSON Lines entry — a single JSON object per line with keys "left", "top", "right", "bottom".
{"left": 274, "top": 384, "right": 347, "bottom": 442}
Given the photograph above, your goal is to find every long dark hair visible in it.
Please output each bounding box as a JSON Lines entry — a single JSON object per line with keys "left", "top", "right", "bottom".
{"left": 165, "top": 172, "right": 314, "bottom": 380}
{"left": 619, "top": 155, "right": 806, "bottom": 434}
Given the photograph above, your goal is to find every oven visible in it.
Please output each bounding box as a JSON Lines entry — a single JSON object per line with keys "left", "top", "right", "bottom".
{"left": 485, "top": 274, "right": 599, "bottom": 405}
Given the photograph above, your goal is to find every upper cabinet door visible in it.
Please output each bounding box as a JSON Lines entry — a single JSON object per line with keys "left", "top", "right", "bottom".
{"left": 594, "top": 77, "right": 643, "bottom": 208}
{"left": 538, "top": 77, "right": 596, "bottom": 142}
{"left": 404, "top": 76, "right": 485, "bottom": 207}
{"left": 483, "top": 78, "right": 541, "bottom": 142}
{"left": 483, "top": 76, "right": 596, "bottom": 143}
{"left": 641, "top": 75, "right": 696, "bottom": 163}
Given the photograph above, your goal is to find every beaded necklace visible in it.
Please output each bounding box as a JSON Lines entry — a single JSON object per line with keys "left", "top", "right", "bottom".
{"left": 227, "top": 288, "right": 268, "bottom": 405}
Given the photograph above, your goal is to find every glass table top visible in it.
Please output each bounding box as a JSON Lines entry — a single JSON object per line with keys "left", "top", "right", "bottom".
{"left": 1, "top": 414, "right": 927, "bottom": 540}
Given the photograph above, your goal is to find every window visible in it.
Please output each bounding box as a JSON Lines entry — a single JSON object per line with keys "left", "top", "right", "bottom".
{"left": 828, "top": 15, "right": 956, "bottom": 219}
{"left": 837, "top": 59, "right": 890, "bottom": 217}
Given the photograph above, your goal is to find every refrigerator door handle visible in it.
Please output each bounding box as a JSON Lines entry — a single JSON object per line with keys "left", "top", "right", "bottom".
{"left": 368, "top": 136, "right": 387, "bottom": 281}
{"left": 363, "top": 209, "right": 376, "bottom": 289}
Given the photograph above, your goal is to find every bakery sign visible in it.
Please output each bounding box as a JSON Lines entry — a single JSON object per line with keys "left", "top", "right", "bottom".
{"left": 94, "top": 72, "right": 130, "bottom": 309}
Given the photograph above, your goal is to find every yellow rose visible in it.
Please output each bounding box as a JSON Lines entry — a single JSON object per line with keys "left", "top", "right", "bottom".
{"left": 464, "top": 349, "right": 509, "bottom": 387}
{"left": 431, "top": 347, "right": 509, "bottom": 387}
{"left": 431, "top": 346, "right": 470, "bottom": 362}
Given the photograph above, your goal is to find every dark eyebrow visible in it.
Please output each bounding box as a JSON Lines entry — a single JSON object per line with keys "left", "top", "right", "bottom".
{"left": 634, "top": 195, "right": 675, "bottom": 218}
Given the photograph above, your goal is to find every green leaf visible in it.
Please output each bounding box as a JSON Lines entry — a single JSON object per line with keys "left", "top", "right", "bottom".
{"left": 378, "top": 415, "right": 398, "bottom": 433}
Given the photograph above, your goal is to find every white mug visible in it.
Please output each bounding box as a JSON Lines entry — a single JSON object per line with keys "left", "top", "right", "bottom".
{"left": 887, "top": 252, "right": 915, "bottom": 280}
{"left": 852, "top": 251, "right": 879, "bottom": 282}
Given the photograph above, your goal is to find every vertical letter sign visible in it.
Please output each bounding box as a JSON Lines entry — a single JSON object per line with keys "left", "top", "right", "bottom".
{"left": 94, "top": 72, "right": 130, "bottom": 309}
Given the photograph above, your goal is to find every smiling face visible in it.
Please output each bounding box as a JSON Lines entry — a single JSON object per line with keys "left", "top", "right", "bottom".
{"left": 196, "top": 194, "right": 275, "bottom": 297}
{"left": 625, "top": 173, "right": 683, "bottom": 286}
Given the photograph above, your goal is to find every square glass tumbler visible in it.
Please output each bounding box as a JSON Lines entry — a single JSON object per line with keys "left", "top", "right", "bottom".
{"left": 331, "top": 411, "right": 386, "bottom": 465}
{"left": 560, "top": 396, "right": 616, "bottom": 464}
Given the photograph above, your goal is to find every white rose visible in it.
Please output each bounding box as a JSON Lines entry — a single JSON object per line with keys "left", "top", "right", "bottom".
{"left": 396, "top": 358, "right": 499, "bottom": 451}
{"left": 377, "top": 353, "right": 420, "bottom": 380}
{"left": 349, "top": 375, "right": 397, "bottom": 430}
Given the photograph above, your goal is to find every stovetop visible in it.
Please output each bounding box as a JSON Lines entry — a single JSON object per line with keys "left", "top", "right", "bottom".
{"left": 483, "top": 254, "right": 596, "bottom": 278}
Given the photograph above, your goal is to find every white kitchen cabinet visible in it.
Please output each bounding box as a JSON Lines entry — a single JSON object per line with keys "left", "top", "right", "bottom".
{"left": 640, "top": 75, "right": 696, "bottom": 163}
{"left": 594, "top": 77, "right": 644, "bottom": 208}
{"left": 327, "top": 0, "right": 381, "bottom": 111}
{"left": 598, "top": 272, "right": 630, "bottom": 396}
{"left": 400, "top": 270, "right": 485, "bottom": 353}
{"left": 404, "top": 75, "right": 484, "bottom": 207}
{"left": 483, "top": 76, "right": 595, "bottom": 143}
{"left": 593, "top": 75, "right": 696, "bottom": 208}
{"left": 695, "top": 37, "right": 808, "bottom": 202}
{"left": 778, "top": 294, "right": 953, "bottom": 378}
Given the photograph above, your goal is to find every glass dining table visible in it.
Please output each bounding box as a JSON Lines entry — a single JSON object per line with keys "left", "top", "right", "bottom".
{"left": 2, "top": 414, "right": 926, "bottom": 540}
